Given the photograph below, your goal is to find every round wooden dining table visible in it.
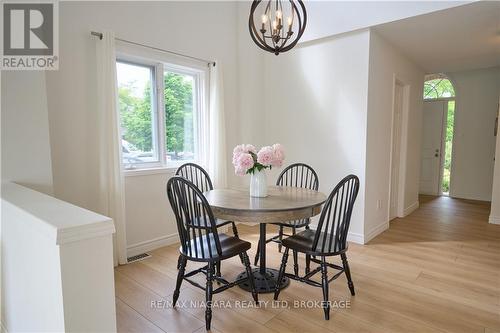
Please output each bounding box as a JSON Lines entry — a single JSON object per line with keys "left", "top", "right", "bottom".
{"left": 204, "top": 186, "right": 326, "bottom": 293}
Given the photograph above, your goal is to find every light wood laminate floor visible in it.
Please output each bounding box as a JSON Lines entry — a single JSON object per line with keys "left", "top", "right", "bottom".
{"left": 115, "top": 195, "right": 500, "bottom": 333}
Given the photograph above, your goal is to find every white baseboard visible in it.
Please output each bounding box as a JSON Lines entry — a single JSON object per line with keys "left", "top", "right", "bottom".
{"left": 347, "top": 232, "right": 364, "bottom": 244}
{"left": 127, "top": 233, "right": 179, "bottom": 258}
{"left": 489, "top": 215, "right": 500, "bottom": 225}
{"left": 347, "top": 222, "right": 390, "bottom": 245}
{"left": 403, "top": 201, "right": 419, "bottom": 217}
{"left": 364, "top": 222, "right": 389, "bottom": 243}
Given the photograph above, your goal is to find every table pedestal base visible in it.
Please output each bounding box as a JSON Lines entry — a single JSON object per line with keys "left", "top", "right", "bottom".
{"left": 237, "top": 268, "right": 289, "bottom": 294}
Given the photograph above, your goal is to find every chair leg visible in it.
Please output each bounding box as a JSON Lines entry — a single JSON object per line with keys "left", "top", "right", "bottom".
{"left": 305, "top": 254, "right": 311, "bottom": 274}
{"left": 215, "top": 261, "right": 221, "bottom": 281}
{"left": 278, "top": 225, "right": 284, "bottom": 252}
{"left": 205, "top": 262, "right": 214, "bottom": 330}
{"left": 254, "top": 241, "right": 260, "bottom": 266}
{"left": 291, "top": 227, "right": 298, "bottom": 276}
{"left": 173, "top": 255, "right": 186, "bottom": 305}
{"left": 341, "top": 253, "right": 355, "bottom": 296}
{"left": 176, "top": 255, "right": 182, "bottom": 270}
{"left": 240, "top": 252, "right": 259, "bottom": 303}
{"left": 321, "top": 256, "right": 330, "bottom": 320}
{"left": 293, "top": 250, "right": 299, "bottom": 276}
{"left": 273, "top": 247, "right": 289, "bottom": 300}
{"left": 231, "top": 221, "right": 239, "bottom": 238}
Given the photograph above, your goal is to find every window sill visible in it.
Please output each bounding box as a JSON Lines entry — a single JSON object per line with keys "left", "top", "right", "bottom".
{"left": 124, "top": 167, "right": 177, "bottom": 177}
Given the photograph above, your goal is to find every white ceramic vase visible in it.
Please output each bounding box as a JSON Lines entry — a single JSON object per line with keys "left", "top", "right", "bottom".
{"left": 250, "top": 169, "right": 268, "bottom": 197}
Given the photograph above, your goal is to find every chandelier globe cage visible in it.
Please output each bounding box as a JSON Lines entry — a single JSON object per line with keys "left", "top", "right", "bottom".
{"left": 248, "top": 0, "right": 307, "bottom": 56}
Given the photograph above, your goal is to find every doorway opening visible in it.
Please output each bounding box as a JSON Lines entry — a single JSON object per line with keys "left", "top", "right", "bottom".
{"left": 420, "top": 74, "right": 456, "bottom": 196}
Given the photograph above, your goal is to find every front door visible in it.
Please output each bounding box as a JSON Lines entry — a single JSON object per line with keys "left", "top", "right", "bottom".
{"left": 420, "top": 100, "right": 446, "bottom": 195}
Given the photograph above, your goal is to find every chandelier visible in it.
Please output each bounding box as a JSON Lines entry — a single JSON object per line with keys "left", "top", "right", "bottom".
{"left": 248, "top": 0, "right": 307, "bottom": 56}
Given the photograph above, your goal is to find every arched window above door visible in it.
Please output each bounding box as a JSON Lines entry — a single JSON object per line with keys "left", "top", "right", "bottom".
{"left": 423, "top": 74, "right": 455, "bottom": 99}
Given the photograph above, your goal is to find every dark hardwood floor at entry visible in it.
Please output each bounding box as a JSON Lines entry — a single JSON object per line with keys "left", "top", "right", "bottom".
{"left": 114, "top": 195, "right": 500, "bottom": 333}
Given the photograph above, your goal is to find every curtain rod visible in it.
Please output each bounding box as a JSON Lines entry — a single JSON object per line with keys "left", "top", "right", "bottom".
{"left": 90, "top": 31, "right": 215, "bottom": 67}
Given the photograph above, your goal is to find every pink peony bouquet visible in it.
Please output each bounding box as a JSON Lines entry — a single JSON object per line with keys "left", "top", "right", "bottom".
{"left": 232, "top": 143, "right": 285, "bottom": 176}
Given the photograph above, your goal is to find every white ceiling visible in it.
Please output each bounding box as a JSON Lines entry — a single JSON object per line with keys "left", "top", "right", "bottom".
{"left": 373, "top": 1, "right": 500, "bottom": 73}
{"left": 302, "top": 1, "right": 471, "bottom": 43}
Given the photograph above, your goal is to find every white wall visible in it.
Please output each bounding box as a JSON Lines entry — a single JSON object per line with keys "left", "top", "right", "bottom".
{"left": 1, "top": 71, "right": 54, "bottom": 194}
{"left": 45, "top": 1, "right": 244, "bottom": 253}
{"left": 123, "top": 170, "right": 178, "bottom": 255}
{"left": 490, "top": 97, "right": 500, "bottom": 224}
{"left": 365, "top": 31, "right": 424, "bottom": 240}
{"left": 263, "top": 30, "right": 370, "bottom": 242}
{"left": 38, "top": 1, "right": 479, "bottom": 252}
{"left": 232, "top": 1, "right": 267, "bottom": 189}
{"left": 447, "top": 67, "right": 500, "bottom": 201}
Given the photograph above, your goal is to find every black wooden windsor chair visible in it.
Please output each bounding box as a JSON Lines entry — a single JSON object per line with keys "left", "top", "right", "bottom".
{"left": 167, "top": 176, "right": 258, "bottom": 331}
{"left": 176, "top": 163, "right": 239, "bottom": 276}
{"left": 273, "top": 174, "right": 360, "bottom": 320}
{"left": 254, "top": 163, "right": 320, "bottom": 275}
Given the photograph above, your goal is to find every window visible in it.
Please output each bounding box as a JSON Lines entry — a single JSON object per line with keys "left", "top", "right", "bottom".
{"left": 423, "top": 74, "right": 456, "bottom": 194}
{"left": 423, "top": 75, "right": 455, "bottom": 99}
{"left": 117, "top": 62, "right": 158, "bottom": 165}
{"left": 116, "top": 55, "right": 207, "bottom": 170}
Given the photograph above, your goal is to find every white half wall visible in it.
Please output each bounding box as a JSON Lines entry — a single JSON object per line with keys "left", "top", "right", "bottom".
{"left": 1, "top": 72, "right": 54, "bottom": 194}
{"left": 447, "top": 67, "right": 500, "bottom": 201}
{"left": 365, "top": 31, "right": 424, "bottom": 240}
{"left": 1, "top": 183, "right": 116, "bottom": 332}
{"left": 263, "top": 30, "right": 371, "bottom": 241}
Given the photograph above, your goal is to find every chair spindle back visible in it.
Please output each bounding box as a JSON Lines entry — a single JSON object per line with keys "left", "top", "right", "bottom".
{"left": 167, "top": 176, "right": 222, "bottom": 259}
{"left": 276, "top": 163, "right": 319, "bottom": 190}
{"left": 176, "top": 163, "right": 213, "bottom": 193}
{"left": 313, "top": 175, "right": 360, "bottom": 253}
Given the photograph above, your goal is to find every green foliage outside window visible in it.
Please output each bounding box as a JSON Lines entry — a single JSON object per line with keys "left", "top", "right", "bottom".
{"left": 164, "top": 72, "right": 194, "bottom": 157}
{"left": 119, "top": 72, "right": 194, "bottom": 156}
{"left": 119, "top": 83, "right": 153, "bottom": 152}
{"left": 424, "top": 78, "right": 455, "bottom": 99}
{"left": 442, "top": 101, "right": 455, "bottom": 193}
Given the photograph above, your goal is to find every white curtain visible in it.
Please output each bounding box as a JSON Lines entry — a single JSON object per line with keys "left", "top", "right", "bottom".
{"left": 208, "top": 62, "right": 228, "bottom": 188}
{"left": 95, "top": 30, "right": 128, "bottom": 265}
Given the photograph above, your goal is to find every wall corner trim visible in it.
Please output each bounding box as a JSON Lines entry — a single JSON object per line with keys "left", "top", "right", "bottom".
{"left": 489, "top": 215, "right": 500, "bottom": 225}
{"left": 347, "top": 232, "right": 364, "bottom": 245}
{"left": 364, "top": 221, "right": 390, "bottom": 244}
{"left": 403, "top": 201, "right": 419, "bottom": 217}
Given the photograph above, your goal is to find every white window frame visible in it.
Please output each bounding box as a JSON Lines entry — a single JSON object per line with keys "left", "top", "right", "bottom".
{"left": 117, "top": 57, "right": 162, "bottom": 170}
{"left": 116, "top": 45, "right": 209, "bottom": 174}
